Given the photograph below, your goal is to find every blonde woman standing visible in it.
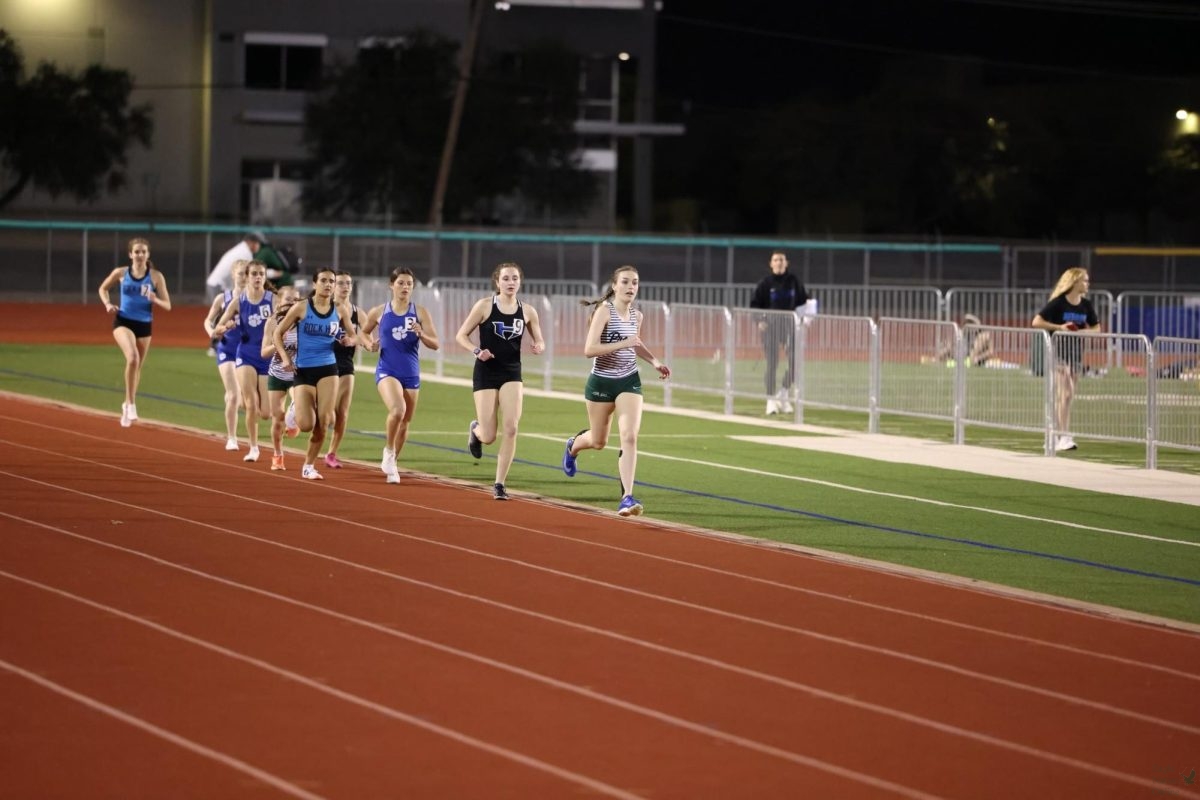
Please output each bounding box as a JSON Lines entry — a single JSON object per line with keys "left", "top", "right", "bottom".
{"left": 1032, "top": 267, "right": 1100, "bottom": 452}
{"left": 561, "top": 265, "right": 670, "bottom": 516}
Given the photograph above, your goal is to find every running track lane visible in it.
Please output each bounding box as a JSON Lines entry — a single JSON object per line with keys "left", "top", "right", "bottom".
{"left": 1, "top": 396, "right": 1198, "bottom": 798}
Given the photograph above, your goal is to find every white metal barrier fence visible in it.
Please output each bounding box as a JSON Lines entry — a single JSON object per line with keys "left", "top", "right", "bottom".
{"left": 392, "top": 286, "right": 1195, "bottom": 469}
{"left": 945, "top": 287, "right": 1114, "bottom": 330}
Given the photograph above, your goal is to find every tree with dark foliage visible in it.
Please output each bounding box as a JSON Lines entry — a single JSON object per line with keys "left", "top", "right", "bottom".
{"left": 0, "top": 31, "right": 153, "bottom": 211}
{"left": 304, "top": 31, "right": 593, "bottom": 224}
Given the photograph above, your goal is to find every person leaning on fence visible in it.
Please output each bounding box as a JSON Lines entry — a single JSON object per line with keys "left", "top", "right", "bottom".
{"left": 927, "top": 313, "right": 996, "bottom": 367}
{"left": 750, "top": 250, "right": 809, "bottom": 415}
{"left": 1031, "top": 267, "right": 1100, "bottom": 453}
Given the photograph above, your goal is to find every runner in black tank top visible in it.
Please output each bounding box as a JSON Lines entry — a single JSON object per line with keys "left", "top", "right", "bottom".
{"left": 474, "top": 296, "right": 526, "bottom": 390}
{"left": 323, "top": 271, "right": 359, "bottom": 469}
{"left": 454, "top": 262, "right": 546, "bottom": 500}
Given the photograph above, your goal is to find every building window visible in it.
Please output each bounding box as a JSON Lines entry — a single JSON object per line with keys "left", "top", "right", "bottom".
{"left": 240, "top": 159, "right": 312, "bottom": 215}
{"left": 244, "top": 33, "right": 327, "bottom": 91}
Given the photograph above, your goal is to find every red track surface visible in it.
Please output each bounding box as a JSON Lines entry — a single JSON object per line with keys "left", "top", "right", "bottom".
{"left": 1, "top": 394, "right": 1199, "bottom": 798}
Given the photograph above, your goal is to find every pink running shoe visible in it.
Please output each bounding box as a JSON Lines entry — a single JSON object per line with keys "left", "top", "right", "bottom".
{"left": 324, "top": 453, "right": 342, "bottom": 469}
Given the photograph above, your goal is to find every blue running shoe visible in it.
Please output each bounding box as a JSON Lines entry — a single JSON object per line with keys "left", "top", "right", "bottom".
{"left": 467, "top": 420, "right": 483, "bottom": 459}
{"left": 617, "top": 495, "right": 643, "bottom": 517}
{"left": 562, "top": 436, "right": 577, "bottom": 477}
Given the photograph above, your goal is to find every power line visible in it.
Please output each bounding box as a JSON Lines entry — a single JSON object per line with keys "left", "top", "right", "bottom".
{"left": 942, "top": 0, "right": 1200, "bottom": 22}
{"left": 658, "top": 12, "right": 1197, "bottom": 82}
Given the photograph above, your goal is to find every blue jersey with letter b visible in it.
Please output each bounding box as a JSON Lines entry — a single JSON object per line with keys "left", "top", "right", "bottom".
{"left": 376, "top": 302, "right": 422, "bottom": 383}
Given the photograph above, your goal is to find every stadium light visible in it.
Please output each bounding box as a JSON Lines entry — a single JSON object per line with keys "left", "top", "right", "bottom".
{"left": 1176, "top": 109, "right": 1189, "bottom": 121}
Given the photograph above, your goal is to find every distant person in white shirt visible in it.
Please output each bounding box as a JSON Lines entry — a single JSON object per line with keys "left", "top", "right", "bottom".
{"left": 207, "top": 232, "right": 266, "bottom": 297}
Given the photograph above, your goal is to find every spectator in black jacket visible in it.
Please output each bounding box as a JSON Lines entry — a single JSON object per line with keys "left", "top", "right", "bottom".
{"left": 750, "top": 250, "right": 809, "bottom": 415}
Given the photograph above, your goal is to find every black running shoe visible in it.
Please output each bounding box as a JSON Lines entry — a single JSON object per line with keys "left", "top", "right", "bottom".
{"left": 493, "top": 482, "right": 510, "bottom": 500}
{"left": 467, "top": 420, "right": 483, "bottom": 459}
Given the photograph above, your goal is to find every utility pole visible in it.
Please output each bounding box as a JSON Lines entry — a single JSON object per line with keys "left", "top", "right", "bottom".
{"left": 429, "top": 0, "right": 486, "bottom": 228}
{"left": 632, "top": 0, "right": 656, "bottom": 232}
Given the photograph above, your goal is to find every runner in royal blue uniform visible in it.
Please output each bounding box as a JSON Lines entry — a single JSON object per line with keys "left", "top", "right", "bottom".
{"left": 98, "top": 237, "right": 172, "bottom": 428}
{"left": 273, "top": 268, "right": 357, "bottom": 481}
{"left": 214, "top": 260, "right": 275, "bottom": 462}
{"left": 361, "top": 267, "right": 440, "bottom": 484}
{"left": 203, "top": 259, "right": 248, "bottom": 450}
{"left": 453, "top": 262, "right": 545, "bottom": 500}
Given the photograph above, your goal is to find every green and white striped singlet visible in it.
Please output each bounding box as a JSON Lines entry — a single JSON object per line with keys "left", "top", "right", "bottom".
{"left": 593, "top": 301, "right": 639, "bottom": 379}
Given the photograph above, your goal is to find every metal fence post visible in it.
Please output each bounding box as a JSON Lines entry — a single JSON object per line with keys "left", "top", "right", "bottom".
{"left": 792, "top": 314, "right": 805, "bottom": 425}
{"left": 953, "top": 323, "right": 965, "bottom": 445}
{"left": 45, "top": 228, "right": 52, "bottom": 295}
{"left": 1042, "top": 331, "right": 1054, "bottom": 455}
{"left": 867, "top": 319, "right": 880, "bottom": 433}
{"left": 662, "top": 304, "right": 673, "bottom": 408}
{"left": 1145, "top": 337, "right": 1157, "bottom": 470}
{"left": 723, "top": 306, "right": 734, "bottom": 415}
{"left": 541, "top": 296, "right": 553, "bottom": 392}
{"left": 81, "top": 229, "right": 89, "bottom": 305}
{"left": 591, "top": 240, "right": 600, "bottom": 290}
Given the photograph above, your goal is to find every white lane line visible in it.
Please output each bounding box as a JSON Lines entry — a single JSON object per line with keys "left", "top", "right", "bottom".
{"left": 4, "top": 489, "right": 1198, "bottom": 800}
{"left": 639, "top": 445, "right": 1199, "bottom": 548}
{"left": 5, "top": 410, "right": 1197, "bottom": 646}
{"left": 0, "top": 657, "right": 328, "bottom": 800}
{"left": 0, "top": 570, "right": 649, "bottom": 800}
{"left": 0, "top": 539, "right": 938, "bottom": 800}
{"left": 5, "top": 426, "right": 1199, "bottom": 677}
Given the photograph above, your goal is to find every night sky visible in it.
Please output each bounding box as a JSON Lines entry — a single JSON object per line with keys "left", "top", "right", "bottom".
{"left": 656, "top": 0, "right": 1200, "bottom": 112}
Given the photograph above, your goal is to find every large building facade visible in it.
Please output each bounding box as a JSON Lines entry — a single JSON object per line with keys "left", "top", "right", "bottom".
{"left": 2, "top": 0, "right": 658, "bottom": 225}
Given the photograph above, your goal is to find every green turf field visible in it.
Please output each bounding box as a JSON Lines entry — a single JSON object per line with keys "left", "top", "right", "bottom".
{"left": 3, "top": 342, "right": 1199, "bottom": 625}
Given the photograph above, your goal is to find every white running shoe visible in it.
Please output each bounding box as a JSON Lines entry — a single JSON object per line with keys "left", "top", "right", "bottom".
{"left": 1054, "top": 435, "right": 1078, "bottom": 452}
{"left": 119, "top": 403, "right": 132, "bottom": 428}
{"left": 285, "top": 401, "right": 297, "bottom": 432}
{"left": 381, "top": 447, "right": 396, "bottom": 475}
{"left": 126, "top": 404, "right": 138, "bottom": 421}
{"left": 386, "top": 469, "right": 401, "bottom": 484}
{"left": 302, "top": 464, "right": 324, "bottom": 481}
{"left": 224, "top": 438, "right": 239, "bottom": 451}
{"left": 243, "top": 445, "right": 260, "bottom": 462}
{"left": 765, "top": 398, "right": 780, "bottom": 415}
